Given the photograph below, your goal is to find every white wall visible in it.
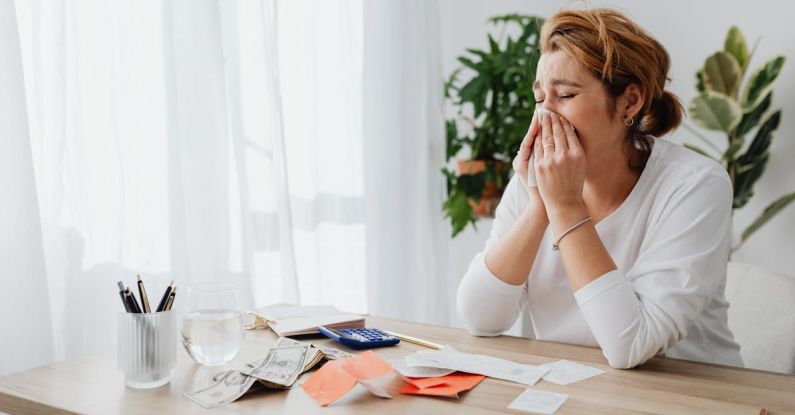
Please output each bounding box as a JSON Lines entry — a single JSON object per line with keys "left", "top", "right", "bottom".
{"left": 441, "top": 0, "right": 795, "bottom": 317}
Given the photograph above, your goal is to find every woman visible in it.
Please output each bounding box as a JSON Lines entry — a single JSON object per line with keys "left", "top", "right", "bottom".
{"left": 456, "top": 8, "right": 743, "bottom": 369}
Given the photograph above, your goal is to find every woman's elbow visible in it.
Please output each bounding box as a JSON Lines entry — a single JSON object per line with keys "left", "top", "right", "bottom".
{"left": 601, "top": 341, "right": 659, "bottom": 369}
{"left": 456, "top": 287, "right": 512, "bottom": 337}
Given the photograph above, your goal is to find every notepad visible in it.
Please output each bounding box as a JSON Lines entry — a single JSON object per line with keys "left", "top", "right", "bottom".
{"left": 251, "top": 304, "right": 365, "bottom": 337}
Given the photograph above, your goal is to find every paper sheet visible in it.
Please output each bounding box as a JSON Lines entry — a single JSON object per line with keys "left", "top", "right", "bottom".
{"left": 399, "top": 373, "right": 485, "bottom": 398}
{"left": 389, "top": 359, "right": 455, "bottom": 378}
{"left": 538, "top": 359, "right": 606, "bottom": 385}
{"left": 508, "top": 388, "right": 569, "bottom": 414}
{"left": 301, "top": 350, "right": 393, "bottom": 406}
{"left": 405, "top": 347, "right": 547, "bottom": 385}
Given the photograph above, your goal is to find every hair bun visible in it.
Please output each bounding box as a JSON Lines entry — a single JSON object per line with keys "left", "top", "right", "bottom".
{"left": 641, "top": 91, "right": 683, "bottom": 137}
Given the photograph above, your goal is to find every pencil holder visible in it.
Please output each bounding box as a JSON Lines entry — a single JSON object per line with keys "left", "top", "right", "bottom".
{"left": 117, "top": 310, "right": 177, "bottom": 389}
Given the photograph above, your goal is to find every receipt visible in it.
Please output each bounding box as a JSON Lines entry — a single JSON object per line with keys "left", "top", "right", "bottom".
{"left": 404, "top": 348, "right": 547, "bottom": 386}
{"left": 538, "top": 360, "right": 605, "bottom": 385}
{"left": 508, "top": 388, "right": 569, "bottom": 414}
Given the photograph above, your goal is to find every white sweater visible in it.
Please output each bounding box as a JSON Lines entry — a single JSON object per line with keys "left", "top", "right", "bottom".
{"left": 457, "top": 139, "right": 743, "bottom": 369}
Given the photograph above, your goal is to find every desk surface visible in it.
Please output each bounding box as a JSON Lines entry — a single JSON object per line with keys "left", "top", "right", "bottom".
{"left": 1, "top": 316, "right": 793, "bottom": 414}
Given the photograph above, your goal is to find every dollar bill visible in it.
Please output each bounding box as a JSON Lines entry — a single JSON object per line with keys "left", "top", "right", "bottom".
{"left": 275, "top": 337, "right": 353, "bottom": 360}
{"left": 245, "top": 344, "right": 310, "bottom": 387}
{"left": 184, "top": 370, "right": 259, "bottom": 409}
{"left": 314, "top": 344, "right": 353, "bottom": 360}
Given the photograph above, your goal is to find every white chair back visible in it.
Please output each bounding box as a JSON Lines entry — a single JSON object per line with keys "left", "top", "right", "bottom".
{"left": 725, "top": 262, "right": 795, "bottom": 374}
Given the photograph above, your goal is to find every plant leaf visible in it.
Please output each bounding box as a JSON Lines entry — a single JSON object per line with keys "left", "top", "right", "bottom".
{"left": 741, "top": 56, "right": 786, "bottom": 111}
{"left": 703, "top": 51, "right": 742, "bottom": 98}
{"left": 733, "top": 110, "right": 781, "bottom": 208}
{"left": 723, "top": 139, "right": 745, "bottom": 162}
{"left": 735, "top": 91, "right": 772, "bottom": 137}
{"left": 740, "top": 192, "right": 795, "bottom": 244}
{"left": 724, "top": 26, "right": 750, "bottom": 70}
{"left": 695, "top": 69, "right": 706, "bottom": 93}
{"left": 688, "top": 91, "right": 743, "bottom": 133}
{"left": 442, "top": 188, "right": 475, "bottom": 237}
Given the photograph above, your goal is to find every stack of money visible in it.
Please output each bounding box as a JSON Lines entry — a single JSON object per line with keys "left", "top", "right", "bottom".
{"left": 184, "top": 338, "right": 353, "bottom": 409}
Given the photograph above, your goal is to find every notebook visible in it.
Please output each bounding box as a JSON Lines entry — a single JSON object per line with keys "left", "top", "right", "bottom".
{"left": 250, "top": 304, "right": 365, "bottom": 337}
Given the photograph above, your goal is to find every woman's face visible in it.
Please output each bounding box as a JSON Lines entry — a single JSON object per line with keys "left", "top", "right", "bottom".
{"left": 532, "top": 50, "right": 627, "bottom": 159}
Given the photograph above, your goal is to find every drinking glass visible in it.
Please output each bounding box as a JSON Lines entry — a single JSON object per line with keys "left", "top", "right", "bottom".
{"left": 181, "top": 284, "right": 244, "bottom": 366}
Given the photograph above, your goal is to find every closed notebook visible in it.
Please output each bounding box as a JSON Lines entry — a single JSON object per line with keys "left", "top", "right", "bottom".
{"left": 251, "top": 304, "right": 364, "bottom": 337}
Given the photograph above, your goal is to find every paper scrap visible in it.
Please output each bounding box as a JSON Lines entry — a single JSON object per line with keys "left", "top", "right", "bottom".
{"left": 405, "top": 348, "right": 547, "bottom": 385}
{"left": 508, "top": 388, "right": 569, "bottom": 414}
{"left": 389, "top": 359, "right": 455, "bottom": 378}
{"left": 301, "top": 361, "right": 357, "bottom": 406}
{"left": 302, "top": 350, "right": 393, "bottom": 406}
{"left": 399, "top": 372, "right": 485, "bottom": 398}
{"left": 538, "top": 359, "right": 606, "bottom": 385}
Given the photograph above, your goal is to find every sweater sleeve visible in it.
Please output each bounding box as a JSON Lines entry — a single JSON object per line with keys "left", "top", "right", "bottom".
{"left": 574, "top": 171, "right": 733, "bottom": 369}
{"left": 457, "top": 176, "right": 529, "bottom": 336}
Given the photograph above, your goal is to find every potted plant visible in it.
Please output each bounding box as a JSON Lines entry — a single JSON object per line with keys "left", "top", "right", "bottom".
{"left": 442, "top": 14, "right": 544, "bottom": 237}
{"left": 686, "top": 26, "right": 792, "bottom": 253}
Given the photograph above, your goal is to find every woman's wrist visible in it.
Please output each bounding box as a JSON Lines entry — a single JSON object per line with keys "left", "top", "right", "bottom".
{"left": 548, "top": 201, "right": 589, "bottom": 236}
{"left": 523, "top": 190, "right": 549, "bottom": 224}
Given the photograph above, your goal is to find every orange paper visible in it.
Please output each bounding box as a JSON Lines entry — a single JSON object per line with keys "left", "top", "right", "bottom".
{"left": 302, "top": 351, "right": 393, "bottom": 406}
{"left": 341, "top": 350, "right": 393, "bottom": 380}
{"left": 399, "top": 373, "right": 485, "bottom": 398}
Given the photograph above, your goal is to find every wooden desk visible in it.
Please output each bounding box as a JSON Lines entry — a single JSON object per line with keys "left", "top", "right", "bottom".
{"left": 1, "top": 316, "right": 793, "bottom": 414}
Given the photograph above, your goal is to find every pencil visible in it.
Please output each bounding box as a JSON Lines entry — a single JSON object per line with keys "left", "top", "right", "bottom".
{"left": 382, "top": 330, "right": 443, "bottom": 349}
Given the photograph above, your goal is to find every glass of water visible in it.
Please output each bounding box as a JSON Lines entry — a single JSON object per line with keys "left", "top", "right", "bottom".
{"left": 181, "top": 284, "right": 244, "bottom": 366}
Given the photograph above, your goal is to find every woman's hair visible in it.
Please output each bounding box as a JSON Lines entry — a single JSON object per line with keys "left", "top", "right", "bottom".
{"left": 539, "top": 8, "right": 683, "bottom": 164}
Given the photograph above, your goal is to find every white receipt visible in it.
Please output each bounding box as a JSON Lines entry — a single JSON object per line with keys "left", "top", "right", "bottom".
{"left": 389, "top": 359, "right": 455, "bottom": 378}
{"left": 508, "top": 388, "right": 569, "bottom": 414}
{"left": 404, "top": 347, "right": 547, "bottom": 386}
{"left": 538, "top": 360, "right": 606, "bottom": 385}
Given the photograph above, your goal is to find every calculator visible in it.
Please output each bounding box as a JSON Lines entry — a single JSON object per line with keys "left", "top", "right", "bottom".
{"left": 317, "top": 326, "right": 400, "bottom": 350}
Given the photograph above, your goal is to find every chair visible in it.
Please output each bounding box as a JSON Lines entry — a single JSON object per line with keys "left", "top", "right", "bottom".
{"left": 724, "top": 262, "right": 795, "bottom": 374}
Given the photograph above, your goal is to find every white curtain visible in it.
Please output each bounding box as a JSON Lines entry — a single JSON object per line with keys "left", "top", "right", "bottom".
{"left": 362, "top": 1, "right": 451, "bottom": 324}
{"left": 3, "top": 0, "right": 449, "bottom": 375}
{"left": 0, "top": 0, "right": 55, "bottom": 376}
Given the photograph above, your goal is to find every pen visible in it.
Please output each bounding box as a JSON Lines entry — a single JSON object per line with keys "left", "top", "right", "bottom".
{"left": 165, "top": 286, "right": 177, "bottom": 311}
{"left": 156, "top": 281, "right": 174, "bottom": 312}
{"left": 117, "top": 281, "right": 131, "bottom": 312}
{"left": 136, "top": 275, "right": 151, "bottom": 313}
{"left": 124, "top": 287, "right": 142, "bottom": 313}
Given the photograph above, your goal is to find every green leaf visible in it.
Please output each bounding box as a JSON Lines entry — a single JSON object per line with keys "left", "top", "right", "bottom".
{"left": 457, "top": 56, "right": 480, "bottom": 71}
{"left": 457, "top": 171, "right": 487, "bottom": 199}
{"left": 740, "top": 192, "right": 795, "bottom": 244}
{"left": 733, "top": 110, "right": 781, "bottom": 208}
{"left": 735, "top": 91, "right": 772, "bottom": 137}
{"left": 442, "top": 188, "right": 475, "bottom": 237}
{"left": 683, "top": 143, "right": 717, "bottom": 160}
{"left": 722, "top": 139, "right": 745, "bottom": 162}
{"left": 488, "top": 34, "right": 500, "bottom": 54}
{"left": 724, "top": 26, "right": 750, "bottom": 70}
{"left": 458, "top": 75, "right": 490, "bottom": 116}
{"left": 695, "top": 70, "right": 706, "bottom": 93}
{"left": 445, "top": 120, "right": 462, "bottom": 160}
{"left": 742, "top": 56, "right": 786, "bottom": 111}
{"left": 688, "top": 91, "right": 743, "bottom": 133}
{"left": 702, "top": 51, "right": 742, "bottom": 98}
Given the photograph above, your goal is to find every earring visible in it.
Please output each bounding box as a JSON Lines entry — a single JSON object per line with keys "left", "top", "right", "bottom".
{"left": 624, "top": 116, "right": 634, "bottom": 127}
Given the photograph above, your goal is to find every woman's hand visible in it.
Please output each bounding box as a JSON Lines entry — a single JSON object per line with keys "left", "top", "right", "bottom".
{"left": 512, "top": 111, "right": 546, "bottom": 217}
{"left": 512, "top": 111, "right": 539, "bottom": 193}
{"left": 533, "top": 112, "right": 587, "bottom": 223}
